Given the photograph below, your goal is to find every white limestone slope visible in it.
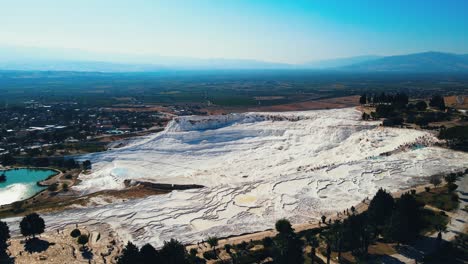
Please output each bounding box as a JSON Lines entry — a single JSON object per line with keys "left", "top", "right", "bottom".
{"left": 6, "top": 108, "right": 468, "bottom": 248}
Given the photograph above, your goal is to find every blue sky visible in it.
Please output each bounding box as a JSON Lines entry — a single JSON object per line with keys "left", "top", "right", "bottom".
{"left": 1, "top": 0, "right": 467, "bottom": 63}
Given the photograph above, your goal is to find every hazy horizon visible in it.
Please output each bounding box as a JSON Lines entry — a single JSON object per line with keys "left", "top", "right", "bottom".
{"left": 2, "top": 0, "right": 468, "bottom": 64}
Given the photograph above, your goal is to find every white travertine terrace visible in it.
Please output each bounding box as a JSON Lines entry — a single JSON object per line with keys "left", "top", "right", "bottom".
{"left": 5, "top": 108, "right": 468, "bottom": 247}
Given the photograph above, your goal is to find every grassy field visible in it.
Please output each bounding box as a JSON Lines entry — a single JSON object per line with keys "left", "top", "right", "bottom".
{"left": 1, "top": 70, "right": 468, "bottom": 107}
{"left": 416, "top": 185, "right": 460, "bottom": 212}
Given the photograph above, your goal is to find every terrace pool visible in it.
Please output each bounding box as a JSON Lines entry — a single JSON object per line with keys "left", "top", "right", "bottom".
{"left": 0, "top": 168, "right": 58, "bottom": 205}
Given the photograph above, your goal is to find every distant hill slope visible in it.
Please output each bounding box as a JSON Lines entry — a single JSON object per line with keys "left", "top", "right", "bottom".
{"left": 341, "top": 52, "right": 468, "bottom": 72}
{"left": 303, "top": 55, "right": 382, "bottom": 69}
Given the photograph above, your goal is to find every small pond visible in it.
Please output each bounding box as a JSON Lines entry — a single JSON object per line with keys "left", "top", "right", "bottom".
{"left": 0, "top": 168, "right": 58, "bottom": 205}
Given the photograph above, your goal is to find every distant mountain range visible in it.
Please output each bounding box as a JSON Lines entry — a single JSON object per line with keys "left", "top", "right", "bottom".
{"left": 1, "top": 46, "right": 467, "bottom": 72}
{"left": 302, "top": 55, "right": 383, "bottom": 69}
{"left": 340, "top": 52, "right": 468, "bottom": 72}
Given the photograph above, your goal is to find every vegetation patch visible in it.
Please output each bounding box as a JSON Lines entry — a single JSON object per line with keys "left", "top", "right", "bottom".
{"left": 415, "top": 185, "right": 460, "bottom": 211}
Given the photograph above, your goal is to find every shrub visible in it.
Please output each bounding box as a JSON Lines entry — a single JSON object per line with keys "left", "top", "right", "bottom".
{"left": 77, "top": 234, "right": 89, "bottom": 249}
{"left": 425, "top": 187, "right": 431, "bottom": 192}
{"left": 47, "top": 183, "right": 58, "bottom": 192}
{"left": 224, "top": 244, "right": 232, "bottom": 254}
{"left": 70, "top": 229, "right": 81, "bottom": 238}
{"left": 451, "top": 193, "right": 459, "bottom": 202}
{"left": 448, "top": 183, "right": 458, "bottom": 193}
{"left": 430, "top": 175, "right": 442, "bottom": 187}
{"left": 262, "top": 237, "right": 273, "bottom": 248}
{"left": 65, "top": 174, "right": 73, "bottom": 179}
{"left": 203, "top": 250, "right": 216, "bottom": 260}
{"left": 445, "top": 174, "right": 457, "bottom": 184}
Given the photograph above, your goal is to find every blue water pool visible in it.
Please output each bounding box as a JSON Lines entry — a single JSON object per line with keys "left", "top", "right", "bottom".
{"left": 0, "top": 168, "right": 58, "bottom": 205}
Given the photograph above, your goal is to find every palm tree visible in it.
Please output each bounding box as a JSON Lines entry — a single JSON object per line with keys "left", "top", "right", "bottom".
{"left": 206, "top": 236, "right": 219, "bottom": 258}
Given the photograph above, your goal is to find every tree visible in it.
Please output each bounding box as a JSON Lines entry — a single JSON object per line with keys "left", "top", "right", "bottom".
{"left": 362, "top": 112, "right": 370, "bottom": 121}
{"left": 77, "top": 234, "right": 89, "bottom": 250}
{"left": 159, "top": 239, "right": 189, "bottom": 264}
{"left": 368, "top": 188, "right": 394, "bottom": 231}
{"left": 262, "top": 237, "right": 273, "bottom": 248}
{"left": 224, "top": 244, "right": 232, "bottom": 254}
{"left": 206, "top": 236, "right": 219, "bottom": 258}
{"left": 447, "top": 183, "right": 458, "bottom": 193}
{"left": 429, "top": 95, "right": 446, "bottom": 111}
{"left": 0, "top": 154, "right": 16, "bottom": 166}
{"left": 187, "top": 248, "right": 202, "bottom": 264}
{"left": 435, "top": 224, "right": 447, "bottom": 247}
{"left": 430, "top": 175, "right": 442, "bottom": 187}
{"left": 19, "top": 213, "right": 45, "bottom": 239}
{"left": 444, "top": 173, "right": 457, "bottom": 184}
{"left": 140, "top": 243, "right": 159, "bottom": 264}
{"left": 82, "top": 160, "right": 92, "bottom": 170}
{"left": 70, "top": 228, "right": 81, "bottom": 238}
{"left": 272, "top": 232, "right": 304, "bottom": 264}
{"left": 0, "top": 173, "right": 6, "bottom": 183}
{"left": 385, "top": 193, "right": 422, "bottom": 244}
{"left": 326, "top": 243, "right": 331, "bottom": 264}
{"left": 117, "top": 241, "right": 140, "bottom": 264}
{"left": 275, "top": 219, "right": 293, "bottom": 235}
{"left": 305, "top": 234, "right": 319, "bottom": 264}
{"left": 47, "top": 183, "right": 58, "bottom": 192}
{"left": 321, "top": 215, "right": 327, "bottom": 224}
{"left": 0, "top": 221, "right": 10, "bottom": 257}
{"left": 272, "top": 219, "right": 303, "bottom": 264}
{"left": 359, "top": 94, "right": 367, "bottom": 105}
{"left": 415, "top": 101, "right": 428, "bottom": 111}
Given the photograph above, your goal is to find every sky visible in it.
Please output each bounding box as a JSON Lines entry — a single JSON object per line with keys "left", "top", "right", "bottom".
{"left": 1, "top": 0, "right": 467, "bottom": 64}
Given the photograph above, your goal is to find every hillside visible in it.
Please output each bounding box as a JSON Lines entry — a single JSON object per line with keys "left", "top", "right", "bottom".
{"left": 342, "top": 52, "right": 468, "bottom": 72}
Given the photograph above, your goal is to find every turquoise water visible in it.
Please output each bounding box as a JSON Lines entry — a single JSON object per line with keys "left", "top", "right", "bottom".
{"left": 0, "top": 168, "right": 57, "bottom": 205}
{"left": 411, "top": 144, "right": 426, "bottom": 150}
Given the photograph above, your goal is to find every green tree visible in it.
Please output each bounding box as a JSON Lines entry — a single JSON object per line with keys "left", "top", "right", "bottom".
{"left": 415, "top": 101, "right": 428, "bottom": 111}
{"left": 368, "top": 188, "right": 394, "bottom": 233}
{"left": 429, "top": 95, "right": 446, "bottom": 111}
{"left": 321, "top": 215, "right": 326, "bottom": 224}
{"left": 117, "top": 241, "right": 140, "bottom": 264}
{"left": 0, "top": 221, "right": 10, "bottom": 257}
{"left": 19, "top": 213, "right": 45, "bottom": 239}
{"left": 385, "top": 193, "right": 422, "bottom": 244}
{"left": 326, "top": 243, "right": 331, "bottom": 264}
{"left": 140, "top": 243, "right": 160, "bottom": 264}
{"left": 206, "top": 236, "right": 218, "bottom": 258}
{"left": 159, "top": 239, "right": 189, "bottom": 264}
{"left": 359, "top": 94, "right": 367, "bottom": 105}
{"left": 0, "top": 173, "right": 6, "bottom": 183}
{"left": 444, "top": 173, "right": 457, "bottom": 184}
{"left": 275, "top": 218, "right": 293, "bottom": 235}
{"left": 305, "top": 233, "right": 319, "bottom": 264}
{"left": 430, "top": 175, "right": 442, "bottom": 187}
{"left": 70, "top": 228, "right": 81, "bottom": 238}
{"left": 272, "top": 219, "right": 304, "bottom": 264}
{"left": 77, "top": 234, "right": 89, "bottom": 250}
